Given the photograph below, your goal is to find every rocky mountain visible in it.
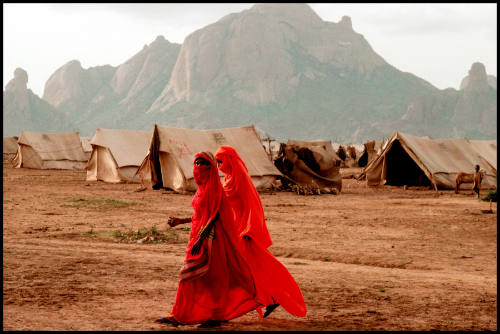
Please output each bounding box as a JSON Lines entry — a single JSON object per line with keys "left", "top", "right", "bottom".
{"left": 460, "top": 72, "right": 497, "bottom": 90}
{"left": 41, "top": 35, "right": 181, "bottom": 135}
{"left": 3, "top": 68, "right": 68, "bottom": 137}
{"left": 3, "top": 4, "right": 497, "bottom": 143}
{"left": 145, "top": 3, "right": 440, "bottom": 142}
{"left": 385, "top": 62, "right": 497, "bottom": 140}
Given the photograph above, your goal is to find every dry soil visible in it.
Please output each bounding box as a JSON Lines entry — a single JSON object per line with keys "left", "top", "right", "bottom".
{"left": 2, "top": 162, "right": 497, "bottom": 331}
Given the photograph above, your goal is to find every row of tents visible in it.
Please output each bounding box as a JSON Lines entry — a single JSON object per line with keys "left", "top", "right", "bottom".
{"left": 5, "top": 125, "right": 282, "bottom": 193}
{"left": 4, "top": 125, "right": 497, "bottom": 193}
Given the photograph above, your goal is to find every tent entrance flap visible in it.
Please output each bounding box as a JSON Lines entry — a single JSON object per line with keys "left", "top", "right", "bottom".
{"left": 159, "top": 152, "right": 186, "bottom": 191}
{"left": 149, "top": 125, "right": 164, "bottom": 190}
{"left": 385, "top": 140, "right": 431, "bottom": 187}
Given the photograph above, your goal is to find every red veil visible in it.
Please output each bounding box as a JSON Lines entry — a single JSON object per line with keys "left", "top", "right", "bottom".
{"left": 169, "top": 151, "right": 261, "bottom": 325}
{"left": 215, "top": 145, "right": 272, "bottom": 249}
{"left": 215, "top": 146, "right": 307, "bottom": 318}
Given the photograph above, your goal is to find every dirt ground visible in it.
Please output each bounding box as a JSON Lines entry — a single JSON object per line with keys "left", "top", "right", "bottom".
{"left": 3, "top": 161, "right": 497, "bottom": 331}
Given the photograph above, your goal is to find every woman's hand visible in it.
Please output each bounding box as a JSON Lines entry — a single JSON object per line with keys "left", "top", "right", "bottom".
{"left": 167, "top": 217, "right": 180, "bottom": 228}
{"left": 168, "top": 217, "right": 191, "bottom": 227}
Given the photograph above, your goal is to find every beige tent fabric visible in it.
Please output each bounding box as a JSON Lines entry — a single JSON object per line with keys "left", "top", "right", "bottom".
{"left": 356, "top": 140, "right": 380, "bottom": 168}
{"left": 80, "top": 136, "right": 92, "bottom": 160}
{"left": 3, "top": 136, "right": 19, "bottom": 154}
{"left": 468, "top": 140, "right": 497, "bottom": 172}
{"left": 3, "top": 136, "right": 18, "bottom": 161}
{"left": 365, "top": 131, "right": 497, "bottom": 190}
{"left": 90, "top": 128, "right": 152, "bottom": 168}
{"left": 14, "top": 131, "right": 88, "bottom": 170}
{"left": 137, "top": 124, "right": 281, "bottom": 192}
{"left": 80, "top": 137, "right": 93, "bottom": 152}
{"left": 86, "top": 128, "right": 152, "bottom": 183}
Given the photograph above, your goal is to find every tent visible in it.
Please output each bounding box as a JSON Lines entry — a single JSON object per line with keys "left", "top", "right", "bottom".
{"left": 136, "top": 124, "right": 281, "bottom": 193}
{"left": 274, "top": 139, "right": 342, "bottom": 193}
{"left": 357, "top": 140, "right": 384, "bottom": 168}
{"left": 3, "top": 136, "right": 18, "bottom": 160}
{"left": 364, "top": 131, "right": 497, "bottom": 190}
{"left": 86, "top": 128, "right": 152, "bottom": 183}
{"left": 468, "top": 140, "right": 497, "bottom": 174}
{"left": 13, "top": 131, "right": 88, "bottom": 170}
{"left": 80, "top": 136, "right": 93, "bottom": 160}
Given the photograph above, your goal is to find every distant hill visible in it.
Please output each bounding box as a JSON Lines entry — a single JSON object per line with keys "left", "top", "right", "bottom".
{"left": 381, "top": 62, "right": 496, "bottom": 140}
{"left": 3, "top": 68, "right": 68, "bottom": 137}
{"left": 41, "top": 35, "right": 181, "bottom": 135}
{"left": 3, "top": 4, "right": 496, "bottom": 142}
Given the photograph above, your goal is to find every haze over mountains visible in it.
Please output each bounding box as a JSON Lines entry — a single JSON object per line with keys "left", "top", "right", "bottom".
{"left": 3, "top": 3, "right": 497, "bottom": 142}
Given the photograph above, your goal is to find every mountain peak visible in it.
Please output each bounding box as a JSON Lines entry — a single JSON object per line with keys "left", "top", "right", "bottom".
{"left": 5, "top": 67, "right": 28, "bottom": 92}
{"left": 464, "top": 62, "right": 490, "bottom": 92}
{"left": 153, "top": 35, "right": 166, "bottom": 43}
{"left": 339, "top": 15, "right": 352, "bottom": 29}
{"left": 65, "top": 59, "right": 83, "bottom": 69}
{"left": 249, "top": 3, "right": 323, "bottom": 24}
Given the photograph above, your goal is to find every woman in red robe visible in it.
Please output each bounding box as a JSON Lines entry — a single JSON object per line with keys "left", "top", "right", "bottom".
{"left": 156, "top": 151, "right": 262, "bottom": 328}
{"left": 215, "top": 145, "right": 307, "bottom": 319}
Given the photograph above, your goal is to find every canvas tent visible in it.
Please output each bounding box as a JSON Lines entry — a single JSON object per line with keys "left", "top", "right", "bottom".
{"left": 468, "top": 140, "right": 497, "bottom": 174}
{"left": 357, "top": 140, "right": 384, "bottom": 168}
{"left": 86, "top": 128, "right": 152, "bottom": 183}
{"left": 3, "top": 136, "right": 19, "bottom": 160}
{"left": 13, "top": 131, "right": 88, "bottom": 170}
{"left": 254, "top": 126, "right": 280, "bottom": 160}
{"left": 274, "top": 139, "right": 342, "bottom": 193}
{"left": 364, "top": 131, "right": 497, "bottom": 190}
{"left": 80, "top": 136, "right": 93, "bottom": 160}
{"left": 136, "top": 124, "right": 281, "bottom": 193}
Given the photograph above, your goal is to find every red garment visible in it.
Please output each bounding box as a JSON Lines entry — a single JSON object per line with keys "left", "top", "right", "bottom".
{"left": 169, "top": 151, "right": 261, "bottom": 325}
{"left": 215, "top": 146, "right": 307, "bottom": 318}
{"left": 215, "top": 145, "right": 272, "bottom": 249}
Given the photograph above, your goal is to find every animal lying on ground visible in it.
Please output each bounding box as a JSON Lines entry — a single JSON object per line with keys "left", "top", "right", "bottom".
{"left": 455, "top": 165, "right": 484, "bottom": 198}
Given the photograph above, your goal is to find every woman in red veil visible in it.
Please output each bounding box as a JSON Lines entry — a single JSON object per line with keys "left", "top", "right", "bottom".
{"left": 215, "top": 145, "right": 307, "bottom": 319}
{"left": 156, "top": 151, "right": 262, "bottom": 328}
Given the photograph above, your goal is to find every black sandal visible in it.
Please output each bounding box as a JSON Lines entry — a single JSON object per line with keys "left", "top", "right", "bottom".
{"left": 155, "top": 316, "right": 180, "bottom": 327}
{"left": 198, "top": 320, "right": 223, "bottom": 328}
{"left": 263, "top": 303, "right": 280, "bottom": 318}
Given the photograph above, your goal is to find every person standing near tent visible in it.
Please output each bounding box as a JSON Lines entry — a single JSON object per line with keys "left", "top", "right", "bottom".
{"left": 215, "top": 145, "right": 307, "bottom": 319}
{"left": 156, "top": 151, "right": 262, "bottom": 328}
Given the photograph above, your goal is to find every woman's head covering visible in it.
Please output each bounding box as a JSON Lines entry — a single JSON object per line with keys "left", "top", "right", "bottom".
{"left": 187, "top": 151, "right": 223, "bottom": 260}
{"left": 215, "top": 146, "right": 272, "bottom": 248}
{"left": 215, "top": 146, "right": 248, "bottom": 196}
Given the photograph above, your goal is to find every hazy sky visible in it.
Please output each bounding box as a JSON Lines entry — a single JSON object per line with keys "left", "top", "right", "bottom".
{"left": 3, "top": 3, "right": 497, "bottom": 97}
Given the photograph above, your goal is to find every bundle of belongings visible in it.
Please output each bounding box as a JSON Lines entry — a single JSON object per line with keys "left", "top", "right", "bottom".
{"left": 274, "top": 140, "right": 342, "bottom": 194}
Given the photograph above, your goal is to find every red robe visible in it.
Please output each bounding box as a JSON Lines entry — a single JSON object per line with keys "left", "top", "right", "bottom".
{"left": 169, "top": 151, "right": 261, "bottom": 325}
{"left": 215, "top": 146, "right": 307, "bottom": 318}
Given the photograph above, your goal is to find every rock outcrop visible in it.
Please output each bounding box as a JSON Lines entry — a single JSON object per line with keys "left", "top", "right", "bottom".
{"left": 116, "top": 35, "right": 181, "bottom": 112}
{"left": 145, "top": 3, "right": 438, "bottom": 143}
{"left": 460, "top": 64, "right": 496, "bottom": 90}
{"left": 3, "top": 68, "right": 68, "bottom": 137}
{"left": 453, "top": 62, "right": 497, "bottom": 137}
{"left": 149, "top": 3, "right": 389, "bottom": 111}
{"left": 395, "top": 62, "right": 496, "bottom": 140}
{"left": 40, "top": 36, "right": 180, "bottom": 135}
{"left": 43, "top": 60, "right": 117, "bottom": 117}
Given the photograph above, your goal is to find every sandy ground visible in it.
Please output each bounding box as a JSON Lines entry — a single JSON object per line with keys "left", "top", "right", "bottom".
{"left": 3, "top": 161, "right": 497, "bottom": 331}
